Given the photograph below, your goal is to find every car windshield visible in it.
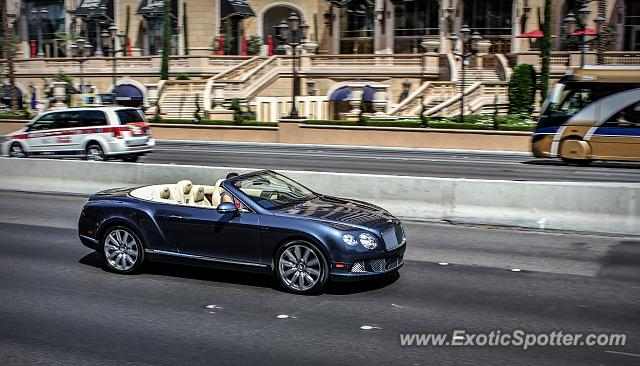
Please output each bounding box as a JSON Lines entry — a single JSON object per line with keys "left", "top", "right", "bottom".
{"left": 231, "top": 171, "right": 316, "bottom": 209}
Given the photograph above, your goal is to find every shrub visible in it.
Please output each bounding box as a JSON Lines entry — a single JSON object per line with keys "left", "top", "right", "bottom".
{"left": 508, "top": 64, "right": 537, "bottom": 115}
{"left": 176, "top": 73, "right": 190, "bottom": 80}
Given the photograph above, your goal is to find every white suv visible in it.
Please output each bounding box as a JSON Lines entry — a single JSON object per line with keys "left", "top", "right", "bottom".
{"left": 2, "top": 106, "right": 154, "bottom": 162}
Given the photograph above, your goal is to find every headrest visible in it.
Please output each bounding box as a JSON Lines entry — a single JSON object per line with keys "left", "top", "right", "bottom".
{"left": 159, "top": 186, "right": 171, "bottom": 200}
{"left": 192, "top": 185, "right": 205, "bottom": 202}
{"left": 214, "top": 179, "right": 225, "bottom": 190}
{"left": 177, "top": 180, "right": 192, "bottom": 194}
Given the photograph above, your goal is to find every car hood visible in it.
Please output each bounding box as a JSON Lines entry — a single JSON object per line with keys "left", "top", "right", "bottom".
{"left": 273, "top": 195, "right": 397, "bottom": 231}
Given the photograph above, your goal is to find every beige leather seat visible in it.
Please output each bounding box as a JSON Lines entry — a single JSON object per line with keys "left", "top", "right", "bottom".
{"left": 211, "top": 179, "right": 225, "bottom": 206}
{"left": 191, "top": 185, "right": 212, "bottom": 207}
{"left": 176, "top": 180, "right": 193, "bottom": 204}
{"left": 157, "top": 185, "right": 173, "bottom": 201}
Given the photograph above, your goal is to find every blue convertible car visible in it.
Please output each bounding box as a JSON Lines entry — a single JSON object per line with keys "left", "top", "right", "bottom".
{"left": 78, "top": 170, "right": 406, "bottom": 294}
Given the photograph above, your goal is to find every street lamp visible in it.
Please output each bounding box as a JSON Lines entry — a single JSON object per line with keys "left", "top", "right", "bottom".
{"left": 563, "top": 1, "right": 606, "bottom": 68}
{"left": 449, "top": 25, "right": 482, "bottom": 123}
{"left": 69, "top": 38, "right": 93, "bottom": 94}
{"left": 30, "top": 7, "right": 48, "bottom": 58}
{"left": 101, "top": 23, "right": 127, "bottom": 104}
{"left": 273, "top": 13, "right": 309, "bottom": 119}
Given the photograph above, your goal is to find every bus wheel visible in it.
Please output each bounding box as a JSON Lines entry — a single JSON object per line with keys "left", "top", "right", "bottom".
{"left": 560, "top": 139, "right": 591, "bottom": 166}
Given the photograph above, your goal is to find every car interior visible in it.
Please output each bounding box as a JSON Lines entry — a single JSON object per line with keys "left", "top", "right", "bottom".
{"left": 130, "top": 179, "right": 246, "bottom": 210}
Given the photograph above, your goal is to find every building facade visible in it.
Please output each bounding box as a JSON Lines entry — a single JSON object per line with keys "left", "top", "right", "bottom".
{"left": 4, "top": 0, "right": 640, "bottom": 59}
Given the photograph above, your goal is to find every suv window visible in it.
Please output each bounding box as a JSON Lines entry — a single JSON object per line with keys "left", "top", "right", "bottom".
{"left": 116, "top": 109, "right": 146, "bottom": 124}
{"left": 27, "top": 113, "right": 57, "bottom": 131}
{"left": 80, "top": 110, "right": 108, "bottom": 127}
{"left": 56, "top": 111, "right": 83, "bottom": 129}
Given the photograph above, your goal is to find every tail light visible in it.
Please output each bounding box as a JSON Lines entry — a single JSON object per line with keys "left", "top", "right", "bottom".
{"left": 112, "top": 126, "right": 131, "bottom": 139}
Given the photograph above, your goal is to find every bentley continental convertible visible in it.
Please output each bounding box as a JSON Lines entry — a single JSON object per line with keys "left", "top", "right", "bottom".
{"left": 78, "top": 170, "right": 406, "bottom": 294}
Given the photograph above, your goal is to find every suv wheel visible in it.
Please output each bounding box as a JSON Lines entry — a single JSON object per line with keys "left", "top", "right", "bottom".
{"left": 9, "top": 143, "right": 25, "bottom": 158}
{"left": 86, "top": 143, "right": 105, "bottom": 161}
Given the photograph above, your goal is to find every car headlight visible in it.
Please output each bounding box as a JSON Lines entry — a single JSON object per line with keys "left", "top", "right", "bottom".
{"left": 342, "top": 234, "right": 358, "bottom": 246}
{"left": 359, "top": 233, "right": 377, "bottom": 250}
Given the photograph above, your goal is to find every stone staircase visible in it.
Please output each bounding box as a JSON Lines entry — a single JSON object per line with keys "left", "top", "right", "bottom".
{"left": 456, "top": 67, "right": 502, "bottom": 91}
{"left": 159, "top": 80, "right": 208, "bottom": 120}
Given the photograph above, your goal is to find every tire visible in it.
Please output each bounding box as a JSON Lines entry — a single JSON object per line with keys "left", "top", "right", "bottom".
{"left": 122, "top": 156, "right": 139, "bottom": 163}
{"left": 275, "top": 240, "right": 329, "bottom": 294}
{"left": 101, "top": 226, "right": 145, "bottom": 274}
{"left": 86, "top": 143, "right": 105, "bottom": 161}
{"left": 8, "top": 142, "right": 26, "bottom": 158}
{"left": 561, "top": 157, "right": 592, "bottom": 166}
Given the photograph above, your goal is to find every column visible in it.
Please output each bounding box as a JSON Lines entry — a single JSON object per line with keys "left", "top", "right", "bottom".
{"left": 331, "top": 7, "right": 340, "bottom": 54}
{"left": 384, "top": 0, "right": 394, "bottom": 54}
{"left": 177, "top": 0, "right": 185, "bottom": 55}
{"left": 374, "top": 0, "right": 384, "bottom": 53}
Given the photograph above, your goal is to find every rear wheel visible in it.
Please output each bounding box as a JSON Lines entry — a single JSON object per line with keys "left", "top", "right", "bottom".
{"left": 275, "top": 240, "right": 329, "bottom": 294}
{"left": 101, "top": 226, "right": 145, "bottom": 274}
{"left": 9, "top": 143, "right": 25, "bottom": 158}
{"left": 86, "top": 143, "right": 105, "bottom": 161}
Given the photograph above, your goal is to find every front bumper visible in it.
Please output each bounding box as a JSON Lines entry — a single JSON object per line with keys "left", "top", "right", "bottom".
{"left": 330, "top": 242, "right": 406, "bottom": 282}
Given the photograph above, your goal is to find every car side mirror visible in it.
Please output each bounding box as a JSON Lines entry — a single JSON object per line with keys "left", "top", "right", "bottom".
{"left": 217, "top": 202, "right": 239, "bottom": 215}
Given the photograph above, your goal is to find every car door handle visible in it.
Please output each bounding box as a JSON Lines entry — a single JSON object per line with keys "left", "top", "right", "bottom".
{"left": 167, "top": 214, "right": 183, "bottom": 221}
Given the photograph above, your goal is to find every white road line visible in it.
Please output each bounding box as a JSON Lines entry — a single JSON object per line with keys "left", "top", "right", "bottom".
{"left": 604, "top": 351, "right": 640, "bottom": 358}
{"left": 153, "top": 147, "right": 527, "bottom": 166}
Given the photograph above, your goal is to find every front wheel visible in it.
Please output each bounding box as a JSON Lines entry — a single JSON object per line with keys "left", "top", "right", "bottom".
{"left": 101, "top": 226, "right": 145, "bottom": 274}
{"left": 9, "top": 143, "right": 26, "bottom": 158}
{"left": 275, "top": 241, "right": 329, "bottom": 294}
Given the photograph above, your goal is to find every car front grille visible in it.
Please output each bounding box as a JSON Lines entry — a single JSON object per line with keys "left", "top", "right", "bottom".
{"left": 350, "top": 256, "right": 404, "bottom": 273}
{"left": 381, "top": 223, "right": 405, "bottom": 251}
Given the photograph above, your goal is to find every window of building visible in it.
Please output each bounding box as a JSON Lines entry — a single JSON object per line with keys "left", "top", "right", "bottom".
{"left": 340, "top": 0, "right": 374, "bottom": 54}
{"left": 623, "top": 0, "right": 640, "bottom": 51}
{"left": 26, "top": 0, "right": 66, "bottom": 57}
{"left": 462, "top": 0, "right": 512, "bottom": 36}
{"left": 394, "top": 0, "right": 440, "bottom": 53}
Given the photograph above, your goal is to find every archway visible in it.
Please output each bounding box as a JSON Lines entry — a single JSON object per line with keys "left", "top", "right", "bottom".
{"left": 261, "top": 3, "right": 304, "bottom": 45}
{"left": 329, "top": 85, "right": 375, "bottom": 119}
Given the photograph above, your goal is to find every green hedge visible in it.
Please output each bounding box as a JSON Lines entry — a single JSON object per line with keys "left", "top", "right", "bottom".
{"left": 152, "top": 119, "right": 277, "bottom": 127}
{"left": 304, "top": 115, "right": 536, "bottom": 132}
{"left": 0, "top": 113, "right": 33, "bottom": 120}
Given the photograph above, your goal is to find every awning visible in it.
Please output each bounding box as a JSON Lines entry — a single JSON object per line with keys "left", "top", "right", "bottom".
{"left": 220, "top": 0, "right": 255, "bottom": 20}
{"left": 0, "top": 86, "right": 23, "bottom": 106}
{"left": 571, "top": 27, "right": 597, "bottom": 36}
{"left": 137, "top": 0, "right": 164, "bottom": 16}
{"left": 76, "top": 0, "right": 111, "bottom": 16}
{"left": 114, "top": 84, "right": 144, "bottom": 101}
{"left": 329, "top": 86, "right": 374, "bottom": 102}
{"left": 516, "top": 30, "right": 558, "bottom": 39}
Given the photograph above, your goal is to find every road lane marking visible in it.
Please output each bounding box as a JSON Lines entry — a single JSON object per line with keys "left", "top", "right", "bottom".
{"left": 153, "top": 147, "right": 527, "bottom": 166}
{"left": 605, "top": 351, "right": 640, "bottom": 358}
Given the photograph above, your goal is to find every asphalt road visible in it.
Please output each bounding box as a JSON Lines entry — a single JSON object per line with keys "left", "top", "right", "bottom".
{"left": 1, "top": 190, "right": 639, "bottom": 365}
{"left": 141, "top": 141, "right": 640, "bottom": 183}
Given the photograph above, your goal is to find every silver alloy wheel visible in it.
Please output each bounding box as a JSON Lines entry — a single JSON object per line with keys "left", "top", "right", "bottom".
{"left": 278, "top": 244, "right": 322, "bottom": 292}
{"left": 9, "top": 143, "right": 25, "bottom": 158}
{"left": 86, "top": 145, "right": 104, "bottom": 161}
{"left": 103, "top": 228, "right": 139, "bottom": 272}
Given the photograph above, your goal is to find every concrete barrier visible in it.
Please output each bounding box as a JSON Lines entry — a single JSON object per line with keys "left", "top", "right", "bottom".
{"left": 0, "top": 157, "right": 638, "bottom": 235}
